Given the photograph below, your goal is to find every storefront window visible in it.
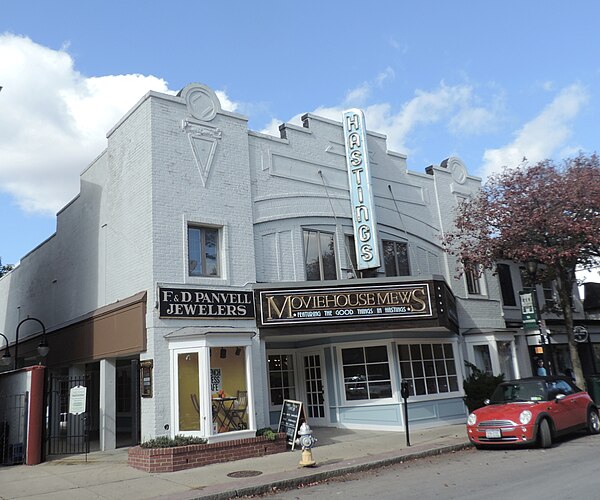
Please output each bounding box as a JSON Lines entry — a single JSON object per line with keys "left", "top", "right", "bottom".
{"left": 268, "top": 354, "right": 296, "bottom": 407}
{"left": 178, "top": 352, "right": 201, "bottom": 431}
{"left": 398, "top": 343, "right": 458, "bottom": 396}
{"left": 342, "top": 346, "right": 392, "bottom": 401}
{"left": 210, "top": 346, "right": 247, "bottom": 433}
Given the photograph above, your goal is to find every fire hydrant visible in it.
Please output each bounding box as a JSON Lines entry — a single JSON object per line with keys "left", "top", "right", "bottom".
{"left": 296, "top": 422, "right": 317, "bottom": 467}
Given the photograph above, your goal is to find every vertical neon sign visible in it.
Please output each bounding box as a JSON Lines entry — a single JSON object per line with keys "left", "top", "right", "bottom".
{"left": 343, "top": 109, "right": 380, "bottom": 270}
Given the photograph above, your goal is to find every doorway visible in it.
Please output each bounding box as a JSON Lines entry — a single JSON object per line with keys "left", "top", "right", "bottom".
{"left": 300, "top": 351, "right": 329, "bottom": 426}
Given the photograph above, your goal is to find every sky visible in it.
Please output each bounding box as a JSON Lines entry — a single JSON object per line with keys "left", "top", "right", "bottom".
{"left": 1, "top": 1, "right": 599, "bottom": 267}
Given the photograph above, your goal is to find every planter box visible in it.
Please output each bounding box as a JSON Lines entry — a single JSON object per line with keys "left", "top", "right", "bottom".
{"left": 128, "top": 433, "right": 287, "bottom": 473}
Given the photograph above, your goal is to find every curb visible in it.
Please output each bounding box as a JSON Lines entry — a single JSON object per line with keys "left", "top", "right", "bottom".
{"left": 193, "top": 442, "right": 473, "bottom": 500}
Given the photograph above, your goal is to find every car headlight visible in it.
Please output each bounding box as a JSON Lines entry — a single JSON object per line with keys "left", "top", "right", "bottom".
{"left": 467, "top": 413, "right": 477, "bottom": 426}
{"left": 519, "top": 410, "right": 532, "bottom": 424}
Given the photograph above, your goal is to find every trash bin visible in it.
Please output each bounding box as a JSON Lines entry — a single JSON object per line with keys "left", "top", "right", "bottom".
{"left": 585, "top": 376, "right": 600, "bottom": 404}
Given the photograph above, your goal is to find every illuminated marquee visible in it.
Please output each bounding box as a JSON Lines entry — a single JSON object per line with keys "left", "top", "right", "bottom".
{"left": 258, "top": 283, "right": 432, "bottom": 326}
{"left": 343, "top": 109, "right": 380, "bottom": 270}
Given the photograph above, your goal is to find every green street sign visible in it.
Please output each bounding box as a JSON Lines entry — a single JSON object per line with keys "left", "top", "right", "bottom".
{"left": 519, "top": 290, "right": 539, "bottom": 330}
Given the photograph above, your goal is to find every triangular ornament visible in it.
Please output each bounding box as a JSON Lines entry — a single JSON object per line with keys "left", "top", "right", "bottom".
{"left": 188, "top": 134, "right": 218, "bottom": 186}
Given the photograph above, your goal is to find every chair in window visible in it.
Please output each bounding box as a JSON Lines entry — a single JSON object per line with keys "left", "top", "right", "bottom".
{"left": 228, "top": 390, "right": 248, "bottom": 430}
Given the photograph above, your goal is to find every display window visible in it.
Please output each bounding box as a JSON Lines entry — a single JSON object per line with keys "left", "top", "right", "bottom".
{"left": 172, "top": 342, "right": 251, "bottom": 437}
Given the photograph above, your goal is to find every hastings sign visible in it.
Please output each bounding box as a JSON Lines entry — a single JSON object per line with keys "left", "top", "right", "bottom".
{"left": 343, "top": 109, "right": 381, "bottom": 270}
{"left": 258, "top": 283, "right": 432, "bottom": 327}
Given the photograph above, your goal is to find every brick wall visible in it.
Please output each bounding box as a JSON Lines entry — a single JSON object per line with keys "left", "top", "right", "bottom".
{"left": 128, "top": 433, "right": 287, "bottom": 473}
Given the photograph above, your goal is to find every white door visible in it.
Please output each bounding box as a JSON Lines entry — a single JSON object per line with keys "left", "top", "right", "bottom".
{"left": 301, "top": 351, "right": 329, "bottom": 426}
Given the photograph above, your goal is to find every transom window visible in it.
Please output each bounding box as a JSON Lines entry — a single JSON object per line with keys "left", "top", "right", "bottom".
{"left": 188, "top": 226, "right": 219, "bottom": 277}
{"left": 267, "top": 354, "right": 296, "bottom": 407}
{"left": 342, "top": 346, "right": 392, "bottom": 401}
{"left": 383, "top": 240, "right": 410, "bottom": 277}
{"left": 304, "top": 229, "right": 337, "bottom": 281}
{"left": 398, "top": 343, "right": 459, "bottom": 396}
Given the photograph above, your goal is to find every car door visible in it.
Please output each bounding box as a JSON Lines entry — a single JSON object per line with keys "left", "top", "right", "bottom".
{"left": 552, "top": 380, "right": 584, "bottom": 429}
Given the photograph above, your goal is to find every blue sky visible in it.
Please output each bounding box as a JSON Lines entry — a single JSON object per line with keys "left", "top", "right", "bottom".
{"left": 1, "top": 1, "right": 599, "bottom": 265}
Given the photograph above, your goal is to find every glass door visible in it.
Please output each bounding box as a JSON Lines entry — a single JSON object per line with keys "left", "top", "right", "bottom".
{"left": 301, "top": 351, "right": 328, "bottom": 426}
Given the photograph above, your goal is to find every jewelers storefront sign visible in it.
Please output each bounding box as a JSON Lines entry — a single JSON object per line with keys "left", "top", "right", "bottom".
{"left": 258, "top": 283, "right": 432, "bottom": 327}
{"left": 159, "top": 287, "right": 254, "bottom": 319}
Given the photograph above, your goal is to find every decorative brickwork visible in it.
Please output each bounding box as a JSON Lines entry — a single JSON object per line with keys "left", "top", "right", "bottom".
{"left": 128, "top": 433, "right": 287, "bottom": 472}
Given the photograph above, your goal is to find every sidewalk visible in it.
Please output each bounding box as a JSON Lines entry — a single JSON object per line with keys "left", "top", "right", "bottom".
{"left": 0, "top": 424, "right": 470, "bottom": 500}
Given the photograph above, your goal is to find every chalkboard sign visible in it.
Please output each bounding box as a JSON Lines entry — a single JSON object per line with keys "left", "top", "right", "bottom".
{"left": 278, "top": 399, "right": 304, "bottom": 449}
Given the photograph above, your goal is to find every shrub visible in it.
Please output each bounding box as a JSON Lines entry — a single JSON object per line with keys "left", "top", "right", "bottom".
{"left": 463, "top": 361, "right": 504, "bottom": 412}
{"left": 255, "top": 427, "right": 277, "bottom": 440}
{"left": 140, "top": 435, "right": 207, "bottom": 448}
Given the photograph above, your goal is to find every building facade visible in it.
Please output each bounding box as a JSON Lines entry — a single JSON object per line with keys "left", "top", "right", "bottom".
{"left": 1, "top": 83, "right": 596, "bottom": 451}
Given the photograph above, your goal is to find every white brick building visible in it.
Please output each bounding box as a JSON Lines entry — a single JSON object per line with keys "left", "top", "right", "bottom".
{"left": 3, "top": 82, "right": 582, "bottom": 452}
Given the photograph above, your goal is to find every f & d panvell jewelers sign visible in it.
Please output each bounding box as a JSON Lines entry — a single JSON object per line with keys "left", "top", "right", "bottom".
{"left": 258, "top": 283, "right": 432, "bottom": 327}
{"left": 343, "top": 109, "right": 381, "bottom": 270}
{"left": 159, "top": 287, "right": 254, "bottom": 319}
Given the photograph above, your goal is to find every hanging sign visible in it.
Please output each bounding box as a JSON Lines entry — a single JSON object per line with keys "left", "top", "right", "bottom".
{"left": 519, "top": 290, "right": 538, "bottom": 330}
{"left": 342, "top": 109, "right": 380, "bottom": 270}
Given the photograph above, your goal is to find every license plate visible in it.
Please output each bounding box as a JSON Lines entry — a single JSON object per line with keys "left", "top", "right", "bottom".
{"left": 485, "top": 429, "right": 501, "bottom": 439}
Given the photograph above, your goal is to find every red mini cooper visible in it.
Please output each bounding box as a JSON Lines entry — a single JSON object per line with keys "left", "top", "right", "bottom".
{"left": 467, "top": 377, "right": 600, "bottom": 448}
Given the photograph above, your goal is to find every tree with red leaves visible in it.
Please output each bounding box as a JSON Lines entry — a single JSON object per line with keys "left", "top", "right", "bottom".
{"left": 444, "top": 153, "right": 600, "bottom": 386}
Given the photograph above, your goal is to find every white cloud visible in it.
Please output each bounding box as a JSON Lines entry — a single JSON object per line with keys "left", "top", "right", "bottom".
{"left": 0, "top": 34, "right": 237, "bottom": 215}
{"left": 480, "top": 83, "right": 589, "bottom": 178}
{"left": 261, "top": 80, "right": 502, "bottom": 157}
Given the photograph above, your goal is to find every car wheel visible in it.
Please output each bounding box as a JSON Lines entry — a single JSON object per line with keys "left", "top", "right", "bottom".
{"left": 587, "top": 408, "right": 600, "bottom": 434}
{"left": 538, "top": 419, "right": 552, "bottom": 448}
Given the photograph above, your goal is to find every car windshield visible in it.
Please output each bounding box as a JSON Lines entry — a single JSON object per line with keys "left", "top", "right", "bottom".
{"left": 490, "top": 380, "right": 548, "bottom": 403}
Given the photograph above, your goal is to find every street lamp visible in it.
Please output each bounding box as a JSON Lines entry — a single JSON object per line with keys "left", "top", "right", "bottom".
{"left": 14, "top": 317, "right": 49, "bottom": 370}
{"left": 525, "top": 259, "right": 553, "bottom": 376}
{"left": 0, "top": 333, "right": 11, "bottom": 366}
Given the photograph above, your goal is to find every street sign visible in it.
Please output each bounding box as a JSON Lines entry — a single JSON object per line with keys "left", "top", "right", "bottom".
{"left": 519, "top": 290, "right": 538, "bottom": 330}
{"left": 573, "top": 326, "right": 589, "bottom": 343}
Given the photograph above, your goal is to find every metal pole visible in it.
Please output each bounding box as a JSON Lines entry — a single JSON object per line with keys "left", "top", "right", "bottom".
{"left": 403, "top": 395, "right": 410, "bottom": 447}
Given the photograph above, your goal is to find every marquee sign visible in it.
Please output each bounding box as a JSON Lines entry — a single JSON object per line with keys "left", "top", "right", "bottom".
{"left": 159, "top": 287, "right": 254, "bottom": 319}
{"left": 257, "top": 283, "right": 432, "bottom": 327}
{"left": 343, "top": 109, "right": 381, "bottom": 270}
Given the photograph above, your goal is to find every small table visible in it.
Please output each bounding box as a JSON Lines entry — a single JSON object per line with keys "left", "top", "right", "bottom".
{"left": 212, "top": 397, "right": 237, "bottom": 432}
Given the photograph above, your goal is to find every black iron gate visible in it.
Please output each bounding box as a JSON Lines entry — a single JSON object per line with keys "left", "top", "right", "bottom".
{"left": 0, "top": 393, "right": 27, "bottom": 465}
{"left": 46, "top": 374, "right": 91, "bottom": 455}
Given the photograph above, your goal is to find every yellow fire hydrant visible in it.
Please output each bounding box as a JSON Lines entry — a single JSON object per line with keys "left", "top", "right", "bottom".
{"left": 296, "top": 422, "right": 317, "bottom": 467}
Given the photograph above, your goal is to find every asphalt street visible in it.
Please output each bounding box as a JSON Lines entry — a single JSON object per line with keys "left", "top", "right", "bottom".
{"left": 262, "top": 432, "right": 600, "bottom": 500}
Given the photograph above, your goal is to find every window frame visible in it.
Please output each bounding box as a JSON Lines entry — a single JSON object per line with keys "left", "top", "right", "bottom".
{"left": 266, "top": 351, "right": 298, "bottom": 411}
{"left": 397, "top": 342, "right": 460, "bottom": 398}
{"left": 382, "top": 239, "right": 410, "bottom": 277}
{"left": 338, "top": 343, "right": 394, "bottom": 405}
{"left": 303, "top": 229, "right": 338, "bottom": 281}
{"left": 169, "top": 336, "right": 254, "bottom": 438}
{"left": 497, "top": 263, "right": 517, "bottom": 307}
{"left": 187, "top": 224, "right": 220, "bottom": 278}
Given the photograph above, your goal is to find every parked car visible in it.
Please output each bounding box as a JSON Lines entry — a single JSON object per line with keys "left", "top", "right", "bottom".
{"left": 466, "top": 377, "right": 600, "bottom": 449}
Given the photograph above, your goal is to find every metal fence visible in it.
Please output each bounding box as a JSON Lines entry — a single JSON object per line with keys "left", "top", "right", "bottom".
{"left": 46, "top": 374, "right": 90, "bottom": 456}
{"left": 0, "top": 393, "right": 27, "bottom": 465}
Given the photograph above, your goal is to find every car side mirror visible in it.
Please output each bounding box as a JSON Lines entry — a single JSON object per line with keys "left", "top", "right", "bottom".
{"left": 484, "top": 399, "right": 490, "bottom": 405}
{"left": 555, "top": 393, "right": 566, "bottom": 402}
